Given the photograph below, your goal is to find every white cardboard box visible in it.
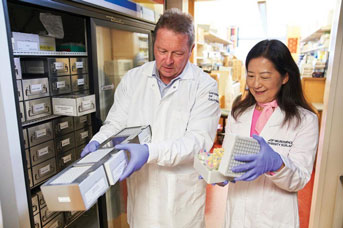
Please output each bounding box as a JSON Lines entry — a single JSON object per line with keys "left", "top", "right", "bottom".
{"left": 52, "top": 94, "right": 96, "bottom": 116}
{"left": 12, "top": 32, "right": 39, "bottom": 52}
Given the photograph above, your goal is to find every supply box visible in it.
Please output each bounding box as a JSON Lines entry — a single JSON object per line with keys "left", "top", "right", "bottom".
{"left": 52, "top": 94, "right": 96, "bottom": 116}
{"left": 194, "top": 134, "right": 260, "bottom": 184}
{"left": 41, "top": 125, "right": 151, "bottom": 211}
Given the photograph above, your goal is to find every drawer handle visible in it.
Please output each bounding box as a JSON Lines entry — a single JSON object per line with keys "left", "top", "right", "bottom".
{"left": 32, "top": 204, "right": 38, "bottom": 213}
{"left": 32, "top": 147, "right": 52, "bottom": 161}
{"left": 52, "top": 81, "right": 70, "bottom": 90}
{"left": 35, "top": 165, "right": 55, "bottom": 180}
{"left": 30, "top": 128, "right": 52, "bottom": 142}
{"left": 28, "top": 105, "right": 50, "bottom": 117}
{"left": 25, "top": 85, "right": 48, "bottom": 97}
{"left": 78, "top": 102, "right": 95, "bottom": 112}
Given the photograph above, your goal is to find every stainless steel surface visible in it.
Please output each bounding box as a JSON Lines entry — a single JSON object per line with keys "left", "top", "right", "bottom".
{"left": 28, "top": 122, "right": 53, "bottom": 147}
{"left": 34, "top": 213, "right": 41, "bottom": 228}
{"left": 50, "top": 76, "right": 72, "bottom": 95}
{"left": 42, "top": 213, "right": 64, "bottom": 228}
{"left": 21, "top": 59, "right": 47, "bottom": 75}
{"left": 70, "top": 57, "right": 88, "bottom": 75}
{"left": 22, "top": 78, "right": 50, "bottom": 100}
{"left": 23, "top": 128, "right": 28, "bottom": 149}
{"left": 40, "top": 206, "right": 59, "bottom": 226}
{"left": 14, "top": 57, "right": 22, "bottom": 79}
{"left": 30, "top": 140, "right": 55, "bottom": 166}
{"left": 32, "top": 158, "right": 56, "bottom": 186}
{"left": 17, "top": 80, "right": 23, "bottom": 101}
{"left": 71, "top": 74, "right": 89, "bottom": 92}
{"left": 74, "top": 114, "right": 91, "bottom": 130}
{"left": 55, "top": 132, "right": 75, "bottom": 154}
{"left": 53, "top": 116, "right": 74, "bottom": 138}
{"left": 75, "top": 126, "right": 92, "bottom": 147}
{"left": 25, "top": 149, "right": 30, "bottom": 168}
{"left": 31, "top": 194, "right": 39, "bottom": 216}
{"left": 24, "top": 97, "right": 52, "bottom": 121}
{"left": 36, "top": 191, "right": 46, "bottom": 210}
{"left": 48, "top": 58, "right": 70, "bottom": 77}
{"left": 56, "top": 149, "right": 75, "bottom": 172}
{"left": 28, "top": 168, "right": 33, "bottom": 188}
{"left": 19, "top": 102, "right": 25, "bottom": 123}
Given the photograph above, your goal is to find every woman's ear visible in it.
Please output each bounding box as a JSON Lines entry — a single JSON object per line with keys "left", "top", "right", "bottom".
{"left": 282, "top": 73, "right": 289, "bottom": 85}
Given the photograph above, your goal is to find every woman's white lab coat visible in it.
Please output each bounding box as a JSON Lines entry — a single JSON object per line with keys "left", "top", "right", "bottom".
{"left": 92, "top": 61, "right": 220, "bottom": 228}
{"left": 223, "top": 105, "right": 318, "bottom": 228}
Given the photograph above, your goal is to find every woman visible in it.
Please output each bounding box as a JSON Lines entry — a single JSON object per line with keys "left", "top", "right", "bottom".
{"left": 222, "top": 39, "right": 319, "bottom": 227}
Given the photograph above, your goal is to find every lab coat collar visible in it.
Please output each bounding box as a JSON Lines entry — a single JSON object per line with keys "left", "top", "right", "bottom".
{"left": 144, "top": 61, "right": 194, "bottom": 81}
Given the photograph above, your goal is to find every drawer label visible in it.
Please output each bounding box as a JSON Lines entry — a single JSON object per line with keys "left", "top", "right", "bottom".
{"left": 54, "top": 62, "right": 64, "bottom": 70}
{"left": 33, "top": 103, "right": 45, "bottom": 113}
{"left": 56, "top": 81, "right": 66, "bottom": 88}
{"left": 62, "top": 154, "right": 72, "bottom": 164}
{"left": 79, "top": 116, "right": 87, "bottom": 123}
{"left": 77, "top": 78, "right": 85, "bottom": 85}
{"left": 58, "top": 196, "right": 71, "bottom": 203}
{"left": 85, "top": 178, "right": 106, "bottom": 205}
{"left": 59, "top": 121, "right": 69, "bottom": 130}
{"left": 55, "top": 105, "right": 74, "bottom": 115}
{"left": 37, "top": 146, "right": 49, "bottom": 157}
{"left": 35, "top": 128, "right": 47, "bottom": 138}
{"left": 30, "top": 84, "right": 42, "bottom": 93}
{"left": 80, "top": 131, "right": 88, "bottom": 139}
{"left": 81, "top": 100, "right": 91, "bottom": 110}
{"left": 75, "top": 61, "right": 84, "bottom": 69}
{"left": 39, "top": 164, "right": 51, "bottom": 176}
{"left": 61, "top": 138, "right": 70, "bottom": 147}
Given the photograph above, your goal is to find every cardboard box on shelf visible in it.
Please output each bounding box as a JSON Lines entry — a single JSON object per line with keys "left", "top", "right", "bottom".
{"left": 39, "top": 36, "right": 56, "bottom": 51}
{"left": 12, "top": 32, "right": 39, "bottom": 52}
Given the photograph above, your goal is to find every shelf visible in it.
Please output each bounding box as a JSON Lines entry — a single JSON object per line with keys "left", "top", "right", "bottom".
{"left": 22, "top": 115, "right": 60, "bottom": 127}
{"left": 204, "top": 32, "right": 232, "bottom": 45}
{"left": 13, "top": 51, "right": 88, "bottom": 56}
{"left": 301, "top": 25, "right": 331, "bottom": 43}
{"left": 300, "top": 46, "right": 329, "bottom": 54}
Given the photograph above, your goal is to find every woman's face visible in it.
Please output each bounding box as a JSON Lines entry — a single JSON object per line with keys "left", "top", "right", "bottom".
{"left": 246, "top": 57, "right": 289, "bottom": 104}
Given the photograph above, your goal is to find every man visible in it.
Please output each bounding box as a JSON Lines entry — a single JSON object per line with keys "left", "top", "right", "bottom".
{"left": 82, "top": 8, "right": 220, "bottom": 227}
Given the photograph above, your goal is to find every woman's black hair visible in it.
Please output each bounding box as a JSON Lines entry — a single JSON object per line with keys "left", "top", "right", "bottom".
{"left": 231, "top": 39, "right": 315, "bottom": 126}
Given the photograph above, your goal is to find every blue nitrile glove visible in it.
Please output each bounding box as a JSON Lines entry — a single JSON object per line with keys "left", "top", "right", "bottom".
{"left": 232, "top": 134, "right": 283, "bottom": 182}
{"left": 81, "top": 141, "right": 100, "bottom": 158}
{"left": 115, "top": 143, "right": 149, "bottom": 181}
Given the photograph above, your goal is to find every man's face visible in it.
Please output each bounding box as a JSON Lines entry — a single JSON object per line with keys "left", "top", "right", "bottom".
{"left": 154, "top": 28, "right": 194, "bottom": 84}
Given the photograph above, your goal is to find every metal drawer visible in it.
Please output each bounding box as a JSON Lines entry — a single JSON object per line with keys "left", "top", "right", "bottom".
{"left": 48, "top": 58, "right": 70, "bottom": 77}
{"left": 50, "top": 76, "right": 71, "bottom": 95}
{"left": 42, "top": 212, "right": 64, "bottom": 228}
{"left": 22, "top": 78, "right": 50, "bottom": 100}
{"left": 28, "top": 168, "right": 33, "bottom": 188}
{"left": 75, "top": 126, "right": 92, "bottom": 147}
{"left": 14, "top": 58, "right": 22, "bottom": 79}
{"left": 17, "top": 80, "right": 23, "bottom": 101}
{"left": 26, "top": 149, "right": 31, "bottom": 168}
{"left": 24, "top": 97, "right": 52, "bottom": 121}
{"left": 75, "top": 143, "right": 86, "bottom": 159}
{"left": 21, "top": 58, "right": 47, "bottom": 75}
{"left": 30, "top": 140, "right": 55, "bottom": 166}
{"left": 40, "top": 206, "right": 59, "bottom": 226}
{"left": 71, "top": 74, "right": 89, "bottom": 92}
{"left": 70, "top": 57, "right": 88, "bottom": 75}
{"left": 34, "top": 213, "right": 41, "bottom": 228}
{"left": 19, "top": 102, "right": 25, "bottom": 123}
{"left": 56, "top": 149, "right": 75, "bottom": 171}
{"left": 28, "top": 122, "right": 53, "bottom": 147}
{"left": 53, "top": 116, "right": 74, "bottom": 137}
{"left": 74, "top": 114, "right": 91, "bottom": 130}
{"left": 32, "top": 194, "right": 39, "bottom": 215}
{"left": 32, "top": 158, "right": 56, "bottom": 186}
{"left": 55, "top": 132, "right": 75, "bottom": 154}
{"left": 36, "top": 191, "right": 46, "bottom": 210}
{"left": 64, "top": 211, "right": 82, "bottom": 224}
{"left": 23, "top": 128, "right": 28, "bottom": 148}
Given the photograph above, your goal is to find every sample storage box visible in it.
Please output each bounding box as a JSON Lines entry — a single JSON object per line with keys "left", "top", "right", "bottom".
{"left": 41, "top": 125, "right": 151, "bottom": 211}
{"left": 52, "top": 94, "right": 96, "bottom": 116}
{"left": 194, "top": 134, "right": 260, "bottom": 184}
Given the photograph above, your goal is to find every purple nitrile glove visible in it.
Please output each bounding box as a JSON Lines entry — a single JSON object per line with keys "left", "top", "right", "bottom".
{"left": 115, "top": 143, "right": 149, "bottom": 181}
{"left": 80, "top": 141, "right": 100, "bottom": 158}
{"left": 232, "top": 134, "right": 283, "bottom": 182}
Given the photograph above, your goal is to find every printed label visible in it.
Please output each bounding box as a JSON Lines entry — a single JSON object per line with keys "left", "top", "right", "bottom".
{"left": 62, "top": 154, "right": 72, "bottom": 164}
{"left": 58, "top": 197, "right": 71, "bottom": 203}
{"left": 56, "top": 81, "right": 66, "bottom": 88}
{"left": 79, "top": 116, "right": 87, "bottom": 123}
{"left": 75, "top": 61, "right": 84, "bottom": 69}
{"left": 85, "top": 178, "right": 106, "bottom": 205}
{"left": 59, "top": 121, "right": 69, "bottom": 130}
{"left": 55, "top": 105, "right": 74, "bottom": 115}
{"left": 37, "top": 146, "right": 49, "bottom": 157}
{"left": 54, "top": 62, "right": 64, "bottom": 70}
{"left": 35, "top": 128, "right": 47, "bottom": 138}
{"left": 81, "top": 100, "right": 92, "bottom": 110}
{"left": 39, "top": 164, "right": 50, "bottom": 176}
{"left": 77, "top": 78, "right": 85, "bottom": 85}
{"left": 30, "top": 84, "right": 42, "bottom": 93}
{"left": 33, "top": 103, "right": 45, "bottom": 113}
{"left": 61, "top": 138, "right": 70, "bottom": 147}
{"left": 80, "top": 131, "right": 88, "bottom": 139}
{"left": 17, "top": 41, "right": 38, "bottom": 51}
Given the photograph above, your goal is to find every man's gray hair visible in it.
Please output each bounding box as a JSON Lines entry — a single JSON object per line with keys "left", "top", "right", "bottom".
{"left": 153, "top": 8, "right": 195, "bottom": 48}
